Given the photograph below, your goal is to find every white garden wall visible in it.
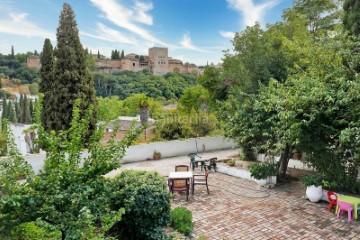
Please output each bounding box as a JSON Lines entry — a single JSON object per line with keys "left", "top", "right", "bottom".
{"left": 10, "top": 123, "right": 32, "bottom": 156}
{"left": 257, "top": 153, "right": 314, "bottom": 171}
{"left": 122, "top": 136, "right": 236, "bottom": 163}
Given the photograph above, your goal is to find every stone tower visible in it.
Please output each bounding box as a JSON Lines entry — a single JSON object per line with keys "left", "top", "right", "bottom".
{"left": 148, "top": 47, "right": 169, "bottom": 75}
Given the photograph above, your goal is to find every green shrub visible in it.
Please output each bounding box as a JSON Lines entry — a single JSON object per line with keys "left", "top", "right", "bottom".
{"left": 170, "top": 207, "right": 194, "bottom": 236}
{"left": 0, "top": 132, "right": 7, "bottom": 156}
{"left": 301, "top": 175, "right": 323, "bottom": 187}
{"left": 227, "top": 159, "right": 236, "bottom": 166}
{"left": 156, "top": 120, "right": 195, "bottom": 140}
{"left": 110, "top": 170, "right": 171, "bottom": 240}
{"left": 190, "top": 113, "right": 217, "bottom": 137}
{"left": 249, "top": 162, "right": 278, "bottom": 180}
{"left": 10, "top": 222, "right": 60, "bottom": 240}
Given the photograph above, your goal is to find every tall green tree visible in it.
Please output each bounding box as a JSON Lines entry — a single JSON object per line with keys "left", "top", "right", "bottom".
{"left": 29, "top": 99, "right": 34, "bottom": 120}
{"left": 10, "top": 46, "right": 14, "bottom": 59}
{"left": 179, "top": 85, "right": 209, "bottom": 114}
{"left": 7, "top": 101, "right": 17, "bottom": 123}
{"left": 50, "top": 3, "right": 97, "bottom": 138}
{"left": 19, "top": 94, "right": 24, "bottom": 123}
{"left": 14, "top": 101, "right": 20, "bottom": 123}
{"left": 2, "top": 97, "right": 7, "bottom": 120}
{"left": 0, "top": 99, "right": 143, "bottom": 239}
{"left": 23, "top": 94, "right": 32, "bottom": 124}
{"left": 39, "top": 38, "right": 54, "bottom": 130}
{"left": 291, "top": 0, "right": 341, "bottom": 37}
{"left": 343, "top": 0, "right": 360, "bottom": 35}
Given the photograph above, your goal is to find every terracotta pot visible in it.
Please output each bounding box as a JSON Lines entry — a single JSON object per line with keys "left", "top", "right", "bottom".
{"left": 153, "top": 154, "right": 161, "bottom": 160}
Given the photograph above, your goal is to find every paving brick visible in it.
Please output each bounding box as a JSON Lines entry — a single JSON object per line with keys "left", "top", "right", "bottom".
{"left": 118, "top": 150, "right": 360, "bottom": 240}
{"left": 171, "top": 172, "right": 360, "bottom": 239}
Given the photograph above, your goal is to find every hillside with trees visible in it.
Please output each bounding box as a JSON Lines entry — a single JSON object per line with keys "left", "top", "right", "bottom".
{"left": 93, "top": 71, "right": 197, "bottom": 100}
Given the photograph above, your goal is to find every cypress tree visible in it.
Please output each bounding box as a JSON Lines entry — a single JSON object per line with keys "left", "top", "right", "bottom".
{"left": 7, "top": 101, "right": 16, "bottom": 123}
{"left": 2, "top": 96, "right": 7, "bottom": 120}
{"left": 19, "top": 94, "right": 24, "bottom": 123}
{"left": 15, "top": 101, "right": 20, "bottom": 123}
{"left": 39, "top": 38, "right": 54, "bottom": 130}
{"left": 343, "top": 0, "right": 360, "bottom": 35}
{"left": 11, "top": 46, "right": 15, "bottom": 59}
{"left": 29, "top": 99, "right": 34, "bottom": 121}
{"left": 97, "top": 50, "right": 100, "bottom": 59}
{"left": 50, "top": 3, "right": 97, "bottom": 136}
{"left": 121, "top": 50, "right": 125, "bottom": 59}
{"left": 23, "top": 95, "right": 32, "bottom": 124}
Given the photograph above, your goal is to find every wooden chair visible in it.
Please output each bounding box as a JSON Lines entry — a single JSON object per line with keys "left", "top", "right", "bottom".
{"left": 192, "top": 170, "right": 209, "bottom": 194}
{"left": 175, "top": 165, "right": 189, "bottom": 172}
{"left": 169, "top": 178, "right": 190, "bottom": 201}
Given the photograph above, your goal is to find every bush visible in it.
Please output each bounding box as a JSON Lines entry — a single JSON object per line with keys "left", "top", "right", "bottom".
{"left": 190, "top": 113, "right": 217, "bottom": 137}
{"left": 227, "top": 159, "right": 236, "bottom": 166}
{"left": 156, "top": 120, "right": 195, "bottom": 140}
{"left": 170, "top": 207, "right": 193, "bottom": 236}
{"left": 0, "top": 132, "right": 7, "bottom": 156}
{"left": 110, "top": 170, "right": 171, "bottom": 240}
{"left": 301, "top": 175, "right": 323, "bottom": 187}
{"left": 249, "top": 162, "right": 278, "bottom": 180}
{"left": 10, "top": 222, "right": 60, "bottom": 240}
{"left": 28, "top": 82, "right": 39, "bottom": 95}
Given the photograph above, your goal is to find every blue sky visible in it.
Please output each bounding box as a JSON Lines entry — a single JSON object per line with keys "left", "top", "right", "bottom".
{"left": 0, "top": 0, "right": 293, "bottom": 66}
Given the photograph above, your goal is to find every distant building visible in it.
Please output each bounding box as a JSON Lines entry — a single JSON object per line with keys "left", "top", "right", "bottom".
{"left": 149, "top": 47, "right": 169, "bottom": 75}
{"left": 96, "top": 59, "right": 122, "bottom": 73}
{"left": 120, "top": 54, "right": 149, "bottom": 72}
{"left": 26, "top": 47, "right": 208, "bottom": 76}
{"left": 26, "top": 56, "right": 41, "bottom": 69}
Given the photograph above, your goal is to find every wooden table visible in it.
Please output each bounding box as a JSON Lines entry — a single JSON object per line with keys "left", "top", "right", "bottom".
{"left": 168, "top": 171, "right": 193, "bottom": 200}
{"left": 168, "top": 171, "right": 193, "bottom": 180}
{"left": 336, "top": 195, "right": 360, "bottom": 219}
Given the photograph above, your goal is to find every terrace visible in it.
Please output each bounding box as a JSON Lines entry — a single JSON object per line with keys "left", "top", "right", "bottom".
{"left": 108, "top": 149, "right": 360, "bottom": 239}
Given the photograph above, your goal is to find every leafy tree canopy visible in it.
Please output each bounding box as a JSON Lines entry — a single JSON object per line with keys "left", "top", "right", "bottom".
{"left": 0, "top": 99, "right": 142, "bottom": 239}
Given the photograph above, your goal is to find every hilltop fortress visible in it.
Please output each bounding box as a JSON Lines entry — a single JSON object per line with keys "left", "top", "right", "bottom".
{"left": 27, "top": 47, "right": 206, "bottom": 76}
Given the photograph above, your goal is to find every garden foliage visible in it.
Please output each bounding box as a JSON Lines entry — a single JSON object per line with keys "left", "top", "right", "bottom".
{"left": 170, "top": 207, "right": 194, "bottom": 236}
{"left": 109, "top": 170, "right": 171, "bottom": 240}
{"left": 199, "top": 1, "right": 360, "bottom": 192}
{"left": 0, "top": 97, "right": 142, "bottom": 239}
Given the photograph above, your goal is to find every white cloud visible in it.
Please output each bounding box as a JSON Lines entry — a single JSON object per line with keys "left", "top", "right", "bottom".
{"left": 219, "top": 31, "right": 235, "bottom": 39}
{"left": 133, "top": 1, "right": 153, "bottom": 25}
{"left": 226, "top": 0, "right": 280, "bottom": 27}
{"left": 81, "top": 23, "right": 137, "bottom": 45}
{"left": 0, "top": 11, "right": 54, "bottom": 39}
{"left": 180, "top": 33, "right": 208, "bottom": 53}
{"left": 90, "top": 0, "right": 171, "bottom": 47}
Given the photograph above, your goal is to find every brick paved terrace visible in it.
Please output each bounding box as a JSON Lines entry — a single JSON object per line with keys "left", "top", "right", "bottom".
{"left": 110, "top": 149, "right": 360, "bottom": 240}
{"left": 173, "top": 172, "right": 360, "bottom": 239}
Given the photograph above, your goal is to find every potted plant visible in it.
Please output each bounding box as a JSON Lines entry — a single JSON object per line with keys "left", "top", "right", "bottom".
{"left": 301, "top": 175, "right": 323, "bottom": 203}
{"left": 249, "top": 162, "right": 278, "bottom": 186}
{"left": 153, "top": 150, "right": 161, "bottom": 160}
